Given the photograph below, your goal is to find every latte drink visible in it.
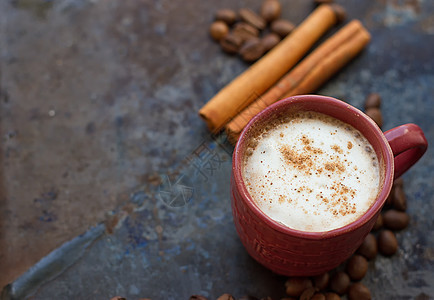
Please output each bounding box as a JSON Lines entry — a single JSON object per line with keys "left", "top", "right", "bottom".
{"left": 242, "top": 111, "right": 381, "bottom": 232}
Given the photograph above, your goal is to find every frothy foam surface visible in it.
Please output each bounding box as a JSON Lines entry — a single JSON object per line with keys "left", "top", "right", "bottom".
{"left": 242, "top": 111, "right": 380, "bottom": 232}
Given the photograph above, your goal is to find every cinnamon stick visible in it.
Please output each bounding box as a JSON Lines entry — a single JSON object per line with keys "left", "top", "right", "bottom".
{"left": 225, "top": 20, "right": 371, "bottom": 142}
{"left": 199, "top": 4, "right": 340, "bottom": 133}
{"left": 284, "top": 27, "right": 370, "bottom": 96}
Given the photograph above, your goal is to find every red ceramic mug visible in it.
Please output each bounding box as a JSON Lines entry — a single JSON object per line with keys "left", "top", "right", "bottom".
{"left": 231, "top": 95, "right": 428, "bottom": 276}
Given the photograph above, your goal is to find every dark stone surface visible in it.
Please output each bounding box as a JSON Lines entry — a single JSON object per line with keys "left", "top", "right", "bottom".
{"left": 0, "top": 0, "right": 433, "bottom": 299}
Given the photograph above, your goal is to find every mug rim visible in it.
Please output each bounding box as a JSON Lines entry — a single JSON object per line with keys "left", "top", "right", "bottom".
{"left": 233, "top": 94, "right": 394, "bottom": 239}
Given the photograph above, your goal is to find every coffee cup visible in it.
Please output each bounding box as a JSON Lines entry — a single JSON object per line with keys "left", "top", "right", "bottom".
{"left": 231, "top": 95, "right": 427, "bottom": 276}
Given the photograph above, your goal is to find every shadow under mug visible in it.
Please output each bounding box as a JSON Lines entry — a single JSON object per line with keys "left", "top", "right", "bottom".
{"left": 231, "top": 95, "right": 428, "bottom": 276}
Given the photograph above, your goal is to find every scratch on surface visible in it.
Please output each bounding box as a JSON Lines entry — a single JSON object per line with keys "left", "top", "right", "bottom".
{"left": 1, "top": 224, "right": 105, "bottom": 300}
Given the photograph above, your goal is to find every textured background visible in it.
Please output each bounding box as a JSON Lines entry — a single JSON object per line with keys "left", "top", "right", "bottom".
{"left": 0, "top": 0, "right": 433, "bottom": 299}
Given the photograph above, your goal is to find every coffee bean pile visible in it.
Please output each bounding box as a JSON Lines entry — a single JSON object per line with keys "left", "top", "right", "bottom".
{"left": 363, "top": 92, "right": 410, "bottom": 259}
{"left": 209, "top": 0, "right": 295, "bottom": 62}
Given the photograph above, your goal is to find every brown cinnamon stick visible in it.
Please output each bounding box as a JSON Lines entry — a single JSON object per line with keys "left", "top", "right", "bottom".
{"left": 199, "top": 4, "right": 340, "bottom": 133}
{"left": 284, "top": 27, "right": 370, "bottom": 96}
{"left": 225, "top": 20, "right": 364, "bottom": 138}
{"left": 225, "top": 20, "right": 371, "bottom": 142}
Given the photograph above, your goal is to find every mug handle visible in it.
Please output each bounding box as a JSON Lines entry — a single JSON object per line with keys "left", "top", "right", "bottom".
{"left": 384, "top": 124, "right": 428, "bottom": 179}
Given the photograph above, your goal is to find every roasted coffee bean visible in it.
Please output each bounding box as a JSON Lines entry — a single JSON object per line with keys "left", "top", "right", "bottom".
{"left": 378, "top": 229, "right": 398, "bottom": 256}
{"left": 329, "top": 271, "right": 350, "bottom": 295}
{"left": 232, "top": 22, "right": 260, "bottom": 42}
{"left": 261, "top": 0, "right": 281, "bottom": 22}
{"left": 324, "top": 293, "right": 341, "bottom": 300}
{"left": 217, "top": 294, "right": 235, "bottom": 300}
{"left": 372, "top": 213, "right": 383, "bottom": 231}
{"left": 220, "top": 33, "right": 243, "bottom": 54}
{"left": 300, "top": 287, "right": 317, "bottom": 300}
{"left": 239, "top": 8, "right": 266, "bottom": 30}
{"left": 311, "top": 293, "right": 326, "bottom": 300}
{"left": 365, "top": 107, "right": 383, "bottom": 128}
{"left": 271, "top": 19, "right": 295, "bottom": 37}
{"left": 348, "top": 282, "right": 372, "bottom": 300}
{"left": 365, "top": 107, "right": 383, "bottom": 127}
{"left": 239, "top": 37, "right": 266, "bottom": 62}
{"left": 385, "top": 186, "right": 395, "bottom": 206}
{"left": 394, "top": 176, "right": 404, "bottom": 187}
{"left": 346, "top": 254, "right": 368, "bottom": 281}
{"left": 357, "top": 233, "right": 378, "bottom": 260}
{"left": 330, "top": 4, "right": 346, "bottom": 23}
{"left": 210, "top": 21, "right": 229, "bottom": 41}
{"left": 314, "top": 0, "right": 334, "bottom": 4}
{"left": 313, "top": 272, "right": 329, "bottom": 290}
{"left": 239, "top": 296, "right": 259, "bottom": 300}
{"left": 383, "top": 209, "right": 410, "bottom": 230}
{"left": 215, "top": 9, "right": 237, "bottom": 25}
{"left": 189, "top": 296, "right": 208, "bottom": 300}
{"left": 261, "top": 33, "right": 281, "bottom": 52}
{"left": 393, "top": 186, "right": 407, "bottom": 211}
{"left": 285, "top": 277, "right": 313, "bottom": 297}
{"left": 364, "top": 93, "right": 381, "bottom": 109}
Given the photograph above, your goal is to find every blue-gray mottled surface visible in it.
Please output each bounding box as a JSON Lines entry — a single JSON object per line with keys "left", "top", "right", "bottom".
{"left": 0, "top": 0, "right": 433, "bottom": 299}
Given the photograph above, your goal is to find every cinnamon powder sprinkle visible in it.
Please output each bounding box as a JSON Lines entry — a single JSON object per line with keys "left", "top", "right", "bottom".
{"left": 320, "top": 181, "right": 357, "bottom": 216}
{"left": 280, "top": 145, "right": 313, "bottom": 172}
{"left": 324, "top": 161, "right": 346, "bottom": 173}
{"left": 332, "top": 144, "right": 343, "bottom": 154}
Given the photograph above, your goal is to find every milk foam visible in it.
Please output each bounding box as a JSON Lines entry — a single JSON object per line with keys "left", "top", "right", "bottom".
{"left": 242, "top": 111, "right": 380, "bottom": 232}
